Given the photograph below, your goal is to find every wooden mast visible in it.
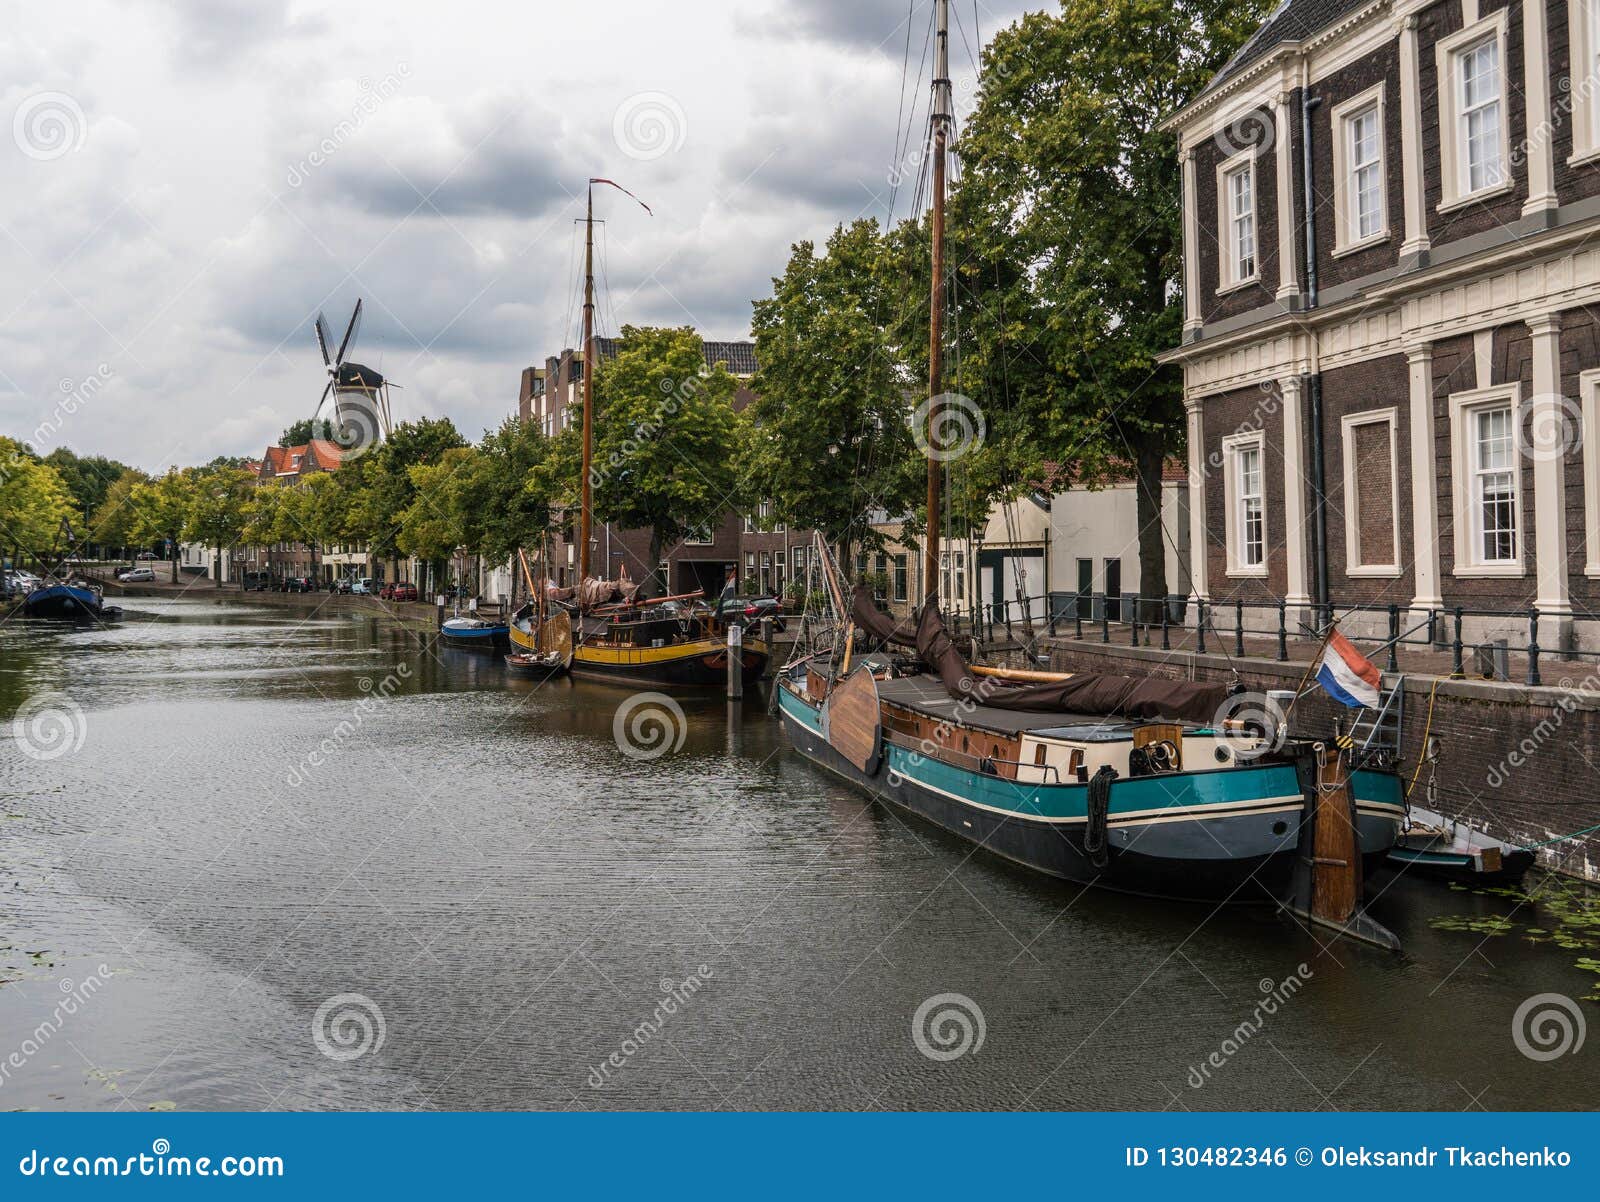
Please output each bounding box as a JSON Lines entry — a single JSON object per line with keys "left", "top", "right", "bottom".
{"left": 579, "top": 183, "right": 596, "bottom": 583}
{"left": 923, "top": 0, "right": 951, "bottom": 607}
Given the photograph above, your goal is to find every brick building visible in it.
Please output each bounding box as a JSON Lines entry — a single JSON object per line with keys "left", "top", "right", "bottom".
{"left": 253, "top": 439, "right": 346, "bottom": 582}
{"left": 1164, "top": 0, "right": 1600, "bottom": 651}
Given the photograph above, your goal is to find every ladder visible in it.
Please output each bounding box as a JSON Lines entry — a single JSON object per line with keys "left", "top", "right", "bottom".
{"left": 1349, "top": 674, "right": 1404, "bottom": 768}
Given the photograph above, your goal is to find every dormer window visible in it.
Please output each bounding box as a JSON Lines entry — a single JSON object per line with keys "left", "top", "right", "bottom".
{"left": 1216, "top": 155, "right": 1257, "bottom": 290}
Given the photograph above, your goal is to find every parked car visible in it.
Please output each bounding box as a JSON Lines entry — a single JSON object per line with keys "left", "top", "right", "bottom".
{"left": 136, "top": 551, "right": 157, "bottom": 560}
{"left": 391, "top": 582, "right": 419, "bottom": 602}
{"left": 351, "top": 578, "right": 378, "bottom": 595}
{"left": 334, "top": 578, "right": 353, "bottom": 594}
{"left": 121, "top": 567, "right": 156, "bottom": 583}
{"left": 720, "top": 595, "right": 787, "bottom": 631}
{"left": 280, "top": 576, "right": 316, "bottom": 593}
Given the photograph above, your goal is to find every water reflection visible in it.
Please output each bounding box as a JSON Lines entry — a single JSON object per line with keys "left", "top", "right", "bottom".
{"left": 0, "top": 599, "right": 1594, "bottom": 1111}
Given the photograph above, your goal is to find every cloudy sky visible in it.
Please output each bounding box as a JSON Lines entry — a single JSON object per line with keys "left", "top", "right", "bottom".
{"left": 2, "top": 0, "right": 1037, "bottom": 472}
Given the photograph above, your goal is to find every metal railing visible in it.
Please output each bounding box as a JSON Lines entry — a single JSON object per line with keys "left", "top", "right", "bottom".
{"left": 1032, "top": 591, "right": 1583, "bottom": 688}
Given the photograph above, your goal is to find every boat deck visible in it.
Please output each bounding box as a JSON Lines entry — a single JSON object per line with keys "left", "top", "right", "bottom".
{"left": 874, "top": 674, "right": 1148, "bottom": 741}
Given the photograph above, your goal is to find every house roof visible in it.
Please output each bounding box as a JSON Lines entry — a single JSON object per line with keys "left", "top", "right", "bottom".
{"left": 1202, "top": 0, "right": 1372, "bottom": 96}
{"left": 261, "top": 440, "right": 343, "bottom": 478}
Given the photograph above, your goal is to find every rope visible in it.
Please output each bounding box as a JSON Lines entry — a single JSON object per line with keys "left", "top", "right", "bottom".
{"left": 1405, "top": 678, "right": 1439, "bottom": 800}
{"left": 1520, "top": 821, "right": 1600, "bottom": 850}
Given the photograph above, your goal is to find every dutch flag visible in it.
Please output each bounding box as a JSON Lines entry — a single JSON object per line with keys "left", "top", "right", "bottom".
{"left": 1315, "top": 629, "right": 1382, "bottom": 709}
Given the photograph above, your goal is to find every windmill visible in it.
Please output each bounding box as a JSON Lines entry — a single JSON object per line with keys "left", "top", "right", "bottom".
{"left": 311, "top": 298, "right": 394, "bottom": 454}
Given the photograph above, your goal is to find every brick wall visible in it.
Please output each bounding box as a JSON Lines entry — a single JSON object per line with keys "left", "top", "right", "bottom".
{"left": 1308, "top": 43, "right": 1403, "bottom": 290}
{"left": 1043, "top": 636, "right": 1600, "bottom": 881}
{"left": 1195, "top": 108, "right": 1280, "bottom": 323}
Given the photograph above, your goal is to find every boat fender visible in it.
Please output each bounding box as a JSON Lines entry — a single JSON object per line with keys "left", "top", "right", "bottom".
{"left": 1084, "top": 765, "right": 1118, "bottom": 868}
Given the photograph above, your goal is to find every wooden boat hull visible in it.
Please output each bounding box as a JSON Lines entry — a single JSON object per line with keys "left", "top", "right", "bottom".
{"left": 777, "top": 681, "right": 1400, "bottom": 903}
{"left": 569, "top": 636, "right": 769, "bottom": 689}
{"left": 1383, "top": 804, "right": 1535, "bottom": 883}
{"left": 503, "top": 652, "right": 569, "bottom": 678}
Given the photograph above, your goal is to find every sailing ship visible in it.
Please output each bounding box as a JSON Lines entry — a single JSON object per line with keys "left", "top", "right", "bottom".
{"left": 557, "top": 179, "right": 770, "bottom": 690}
{"left": 505, "top": 549, "right": 573, "bottom": 677}
{"left": 774, "top": 1, "right": 1403, "bottom": 946}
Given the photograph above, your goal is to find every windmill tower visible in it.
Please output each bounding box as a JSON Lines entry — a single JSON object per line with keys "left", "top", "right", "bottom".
{"left": 312, "top": 299, "right": 394, "bottom": 455}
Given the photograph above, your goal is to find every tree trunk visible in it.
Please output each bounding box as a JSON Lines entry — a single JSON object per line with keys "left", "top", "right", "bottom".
{"left": 1134, "top": 439, "right": 1169, "bottom": 626}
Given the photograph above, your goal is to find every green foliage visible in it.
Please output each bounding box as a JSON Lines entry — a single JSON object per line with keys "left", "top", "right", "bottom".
{"left": 128, "top": 470, "right": 193, "bottom": 568}
{"left": 546, "top": 325, "right": 739, "bottom": 590}
{"left": 746, "top": 220, "right": 917, "bottom": 564}
{"left": 42, "top": 447, "right": 140, "bottom": 524}
{"left": 950, "top": 0, "right": 1271, "bottom": 603}
{"left": 398, "top": 446, "right": 483, "bottom": 565}
{"left": 350, "top": 417, "right": 467, "bottom": 562}
{"left": 0, "top": 437, "right": 75, "bottom": 553}
{"left": 184, "top": 464, "right": 256, "bottom": 555}
{"left": 476, "top": 416, "right": 553, "bottom": 565}
{"left": 280, "top": 418, "right": 333, "bottom": 447}
{"left": 87, "top": 468, "right": 149, "bottom": 549}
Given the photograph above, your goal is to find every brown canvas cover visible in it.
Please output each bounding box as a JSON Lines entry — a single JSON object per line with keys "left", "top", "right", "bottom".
{"left": 911, "top": 600, "right": 1230, "bottom": 726}
{"left": 849, "top": 582, "right": 918, "bottom": 647}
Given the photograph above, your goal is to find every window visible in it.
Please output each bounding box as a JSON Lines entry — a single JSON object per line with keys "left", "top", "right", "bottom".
{"left": 1449, "top": 386, "right": 1523, "bottom": 575}
{"left": 892, "top": 554, "right": 908, "bottom": 602}
{"left": 743, "top": 514, "right": 754, "bottom": 533}
{"left": 1340, "top": 409, "right": 1400, "bottom": 576}
{"left": 1472, "top": 406, "right": 1516, "bottom": 562}
{"left": 1331, "top": 85, "right": 1386, "bottom": 252}
{"left": 1222, "top": 430, "right": 1268, "bottom": 576}
{"left": 684, "top": 524, "right": 714, "bottom": 545}
{"left": 1217, "top": 157, "right": 1257, "bottom": 288}
{"left": 760, "top": 550, "right": 771, "bottom": 592}
{"left": 774, "top": 550, "right": 786, "bottom": 591}
{"left": 1569, "top": 0, "right": 1600, "bottom": 161}
{"left": 1436, "top": 14, "right": 1510, "bottom": 209}
{"left": 1460, "top": 39, "right": 1502, "bottom": 193}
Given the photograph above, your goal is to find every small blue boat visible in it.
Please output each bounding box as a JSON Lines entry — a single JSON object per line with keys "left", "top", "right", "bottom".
{"left": 22, "top": 581, "right": 119, "bottom": 621}
{"left": 440, "top": 615, "right": 509, "bottom": 651}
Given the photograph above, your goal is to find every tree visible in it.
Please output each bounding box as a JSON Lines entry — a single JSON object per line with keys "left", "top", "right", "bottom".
{"left": 128, "top": 470, "right": 194, "bottom": 582}
{"left": 184, "top": 464, "right": 256, "bottom": 585}
{"left": 43, "top": 447, "right": 140, "bottom": 544}
{"left": 398, "top": 447, "right": 482, "bottom": 587}
{"left": 746, "top": 221, "right": 918, "bottom": 569}
{"left": 351, "top": 417, "right": 467, "bottom": 586}
{"left": 955, "top": 0, "right": 1271, "bottom": 618}
{"left": 280, "top": 418, "right": 333, "bottom": 447}
{"left": 546, "top": 325, "right": 739, "bottom": 594}
{"left": 0, "top": 437, "right": 75, "bottom": 566}
{"left": 88, "top": 468, "right": 149, "bottom": 553}
{"left": 477, "top": 416, "right": 554, "bottom": 584}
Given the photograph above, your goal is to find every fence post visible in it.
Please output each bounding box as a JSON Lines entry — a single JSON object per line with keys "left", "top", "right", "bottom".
{"left": 1074, "top": 600, "right": 1083, "bottom": 640}
{"left": 1386, "top": 604, "right": 1400, "bottom": 673}
{"left": 1277, "top": 599, "right": 1288, "bottom": 662}
{"left": 1196, "top": 600, "right": 1207, "bottom": 655}
{"left": 1161, "top": 601, "right": 1171, "bottom": 651}
{"left": 1528, "top": 607, "right": 1542, "bottom": 687}
{"left": 1235, "top": 601, "right": 1245, "bottom": 658}
{"left": 1451, "top": 607, "right": 1464, "bottom": 677}
{"left": 1130, "top": 599, "right": 1139, "bottom": 646}
{"left": 1100, "top": 594, "right": 1109, "bottom": 644}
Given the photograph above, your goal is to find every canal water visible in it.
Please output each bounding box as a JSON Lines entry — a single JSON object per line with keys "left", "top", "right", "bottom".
{"left": 1, "top": 599, "right": 1593, "bottom": 1111}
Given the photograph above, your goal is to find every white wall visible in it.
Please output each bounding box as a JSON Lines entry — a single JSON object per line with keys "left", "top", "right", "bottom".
{"left": 1048, "top": 481, "right": 1189, "bottom": 599}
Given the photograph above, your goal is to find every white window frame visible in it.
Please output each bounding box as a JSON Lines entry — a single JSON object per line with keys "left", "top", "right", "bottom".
{"left": 1435, "top": 12, "right": 1512, "bottom": 212}
{"left": 1580, "top": 368, "right": 1600, "bottom": 574}
{"left": 1222, "top": 429, "right": 1268, "bottom": 577}
{"left": 1449, "top": 384, "right": 1525, "bottom": 576}
{"left": 1339, "top": 408, "right": 1401, "bottom": 577}
{"left": 1215, "top": 153, "right": 1259, "bottom": 292}
{"left": 1330, "top": 84, "right": 1388, "bottom": 255}
{"left": 1570, "top": 0, "right": 1600, "bottom": 164}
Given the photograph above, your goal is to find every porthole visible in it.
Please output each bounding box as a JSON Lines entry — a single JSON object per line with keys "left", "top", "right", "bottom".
{"left": 1214, "top": 746, "right": 1231, "bottom": 763}
{"left": 1271, "top": 820, "right": 1289, "bottom": 836}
